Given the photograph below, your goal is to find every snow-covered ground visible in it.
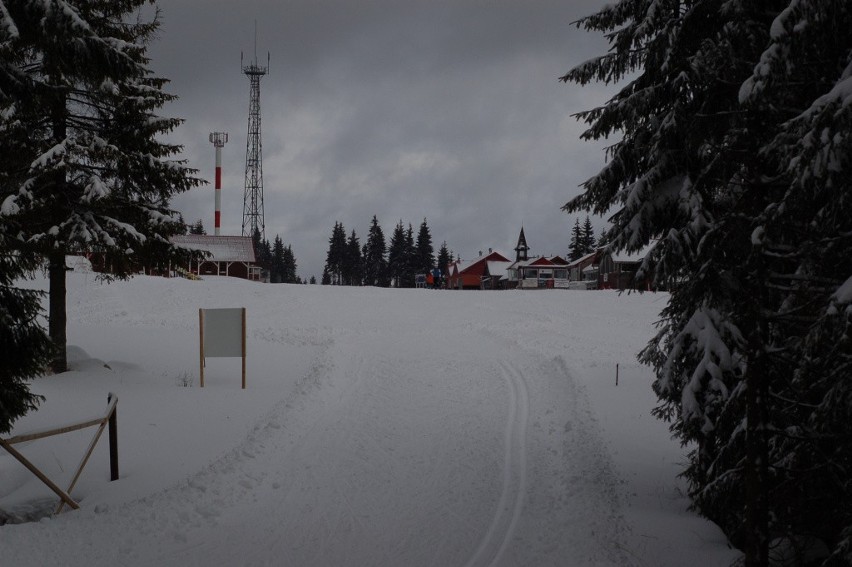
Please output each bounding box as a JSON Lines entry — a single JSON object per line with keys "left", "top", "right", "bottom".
{"left": 1, "top": 259, "right": 740, "bottom": 566}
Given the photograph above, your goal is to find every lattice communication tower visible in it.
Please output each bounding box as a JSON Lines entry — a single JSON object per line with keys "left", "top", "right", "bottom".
{"left": 241, "top": 50, "right": 269, "bottom": 243}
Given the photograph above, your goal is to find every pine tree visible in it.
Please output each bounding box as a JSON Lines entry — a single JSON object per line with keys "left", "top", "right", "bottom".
{"left": 251, "top": 229, "right": 271, "bottom": 279}
{"left": 597, "top": 227, "right": 610, "bottom": 250}
{"left": 0, "top": 232, "right": 53, "bottom": 433}
{"left": 271, "top": 235, "right": 285, "bottom": 283}
{"left": 415, "top": 218, "right": 434, "bottom": 276}
{"left": 362, "top": 215, "right": 388, "bottom": 287}
{"left": 563, "top": 1, "right": 852, "bottom": 564}
{"left": 581, "top": 215, "right": 596, "bottom": 255}
{"left": 401, "top": 223, "right": 416, "bottom": 288}
{"left": 342, "top": 229, "right": 362, "bottom": 286}
{"left": 568, "top": 218, "right": 583, "bottom": 261}
{"left": 0, "top": 1, "right": 202, "bottom": 372}
{"left": 386, "top": 220, "right": 406, "bottom": 288}
{"left": 281, "top": 245, "right": 297, "bottom": 284}
{"left": 189, "top": 219, "right": 206, "bottom": 235}
{"left": 436, "top": 241, "right": 451, "bottom": 283}
{"left": 323, "top": 221, "right": 347, "bottom": 285}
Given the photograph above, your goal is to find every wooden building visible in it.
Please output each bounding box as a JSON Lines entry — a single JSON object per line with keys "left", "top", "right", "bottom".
{"left": 597, "top": 242, "right": 656, "bottom": 290}
{"left": 171, "top": 235, "right": 261, "bottom": 281}
{"left": 567, "top": 250, "right": 602, "bottom": 289}
{"left": 511, "top": 256, "right": 570, "bottom": 289}
{"left": 506, "top": 228, "right": 569, "bottom": 289}
{"left": 447, "top": 250, "right": 511, "bottom": 290}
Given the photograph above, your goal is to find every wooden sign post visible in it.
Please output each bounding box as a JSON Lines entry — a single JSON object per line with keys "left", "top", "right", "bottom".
{"left": 199, "top": 307, "right": 247, "bottom": 389}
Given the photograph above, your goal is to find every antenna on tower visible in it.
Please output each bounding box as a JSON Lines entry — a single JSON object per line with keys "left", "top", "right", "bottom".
{"left": 241, "top": 28, "right": 269, "bottom": 245}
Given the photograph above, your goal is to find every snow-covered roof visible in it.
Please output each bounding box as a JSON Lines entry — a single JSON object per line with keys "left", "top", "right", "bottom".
{"left": 171, "top": 235, "right": 256, "bottom": 263}
{"left": 611, "top": 241, "right": 657, "bottom": 264}
{"left": 568, "top": 250, "right": 598, "bottom": 268}
{"left": 486, "top": 261, "right": 512, "bottom": 275}
{"left": 513, "top": 256, "right": 569, "bottom": 270}
{"left": 456, "top": 251, "right": 511, "bottom": 275}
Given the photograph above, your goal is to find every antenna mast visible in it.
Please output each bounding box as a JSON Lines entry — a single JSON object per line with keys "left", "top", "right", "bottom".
{"left": 241, "top": 24, "right": 268, "bottom": 244}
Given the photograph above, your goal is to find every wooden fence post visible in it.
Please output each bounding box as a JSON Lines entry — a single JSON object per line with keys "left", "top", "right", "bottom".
{"left": 108, "top": 393, "right": 119, "bottom": 481}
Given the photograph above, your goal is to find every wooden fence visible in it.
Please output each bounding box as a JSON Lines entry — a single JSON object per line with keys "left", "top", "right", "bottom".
{"left": 0, "top": 394, "right": 119, "bottom": 515}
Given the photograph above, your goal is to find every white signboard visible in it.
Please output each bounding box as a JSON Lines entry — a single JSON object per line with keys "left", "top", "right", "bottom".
{"left": 199, "top": 308, "right": 246, "bottom": 388}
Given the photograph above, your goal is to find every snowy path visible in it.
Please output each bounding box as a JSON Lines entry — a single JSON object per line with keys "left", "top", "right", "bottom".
{"left": 3, "top": 310, "right": 629, "bottom": 565}
{"left": 2, "top": 275, "right": 738, "bottom": 566}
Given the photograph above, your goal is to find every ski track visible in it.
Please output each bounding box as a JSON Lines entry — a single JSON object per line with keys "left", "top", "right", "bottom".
{"left": 463, "top": 361, "right": 529, "bottom": 567}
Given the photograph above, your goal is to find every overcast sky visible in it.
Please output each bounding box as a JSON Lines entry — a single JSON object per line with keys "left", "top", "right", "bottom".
{"left": 147, "top": 0, "right": 616, "bottom": 280}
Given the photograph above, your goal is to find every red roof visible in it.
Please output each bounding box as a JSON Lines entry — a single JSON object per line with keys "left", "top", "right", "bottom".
{"left": 458, "top": 251, "right": 511, "bottom": 276}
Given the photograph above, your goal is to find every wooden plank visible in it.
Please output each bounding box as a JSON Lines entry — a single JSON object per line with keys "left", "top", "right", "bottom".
{"left": 0, "top": 438, "right": 79, "bottom": 511}
{"left": 4, "top": 417, "right": 104, "bottom": 445}
{"left": 56, "top": 416, "right": 110, "bottom": 514}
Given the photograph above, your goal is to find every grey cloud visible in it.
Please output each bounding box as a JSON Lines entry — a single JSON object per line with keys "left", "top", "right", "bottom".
{"left": 152, "top": 0, "right": 615, "bottom": 279}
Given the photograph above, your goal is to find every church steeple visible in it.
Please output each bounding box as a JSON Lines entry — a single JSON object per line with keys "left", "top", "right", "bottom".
{"left": 515, "top": 227, "right": 529, "bottom": 262}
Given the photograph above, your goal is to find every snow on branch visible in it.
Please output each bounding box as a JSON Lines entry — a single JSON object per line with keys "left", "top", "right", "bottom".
{"left": 0, "top": 2, "right": 19, "bottom": 41}
{"left": 30, "top": 140, "right": 68, "bottom": 170}
{"left": 663, "top": 307, "right": 743, "bottom": 432}
{"left": 102, "top": 216, "right": 146, "bottom": 244}
{"left": 795, "top": 61, "right": 852, "bottom": 122}
{"left": 1, "top": 195, "right": 20, "bottom": 216}
{"left": 828, "top": 275, "right": 852, "bottom": 316}
{"left": 81, "top": 175, "right": 110, "bottom": 203}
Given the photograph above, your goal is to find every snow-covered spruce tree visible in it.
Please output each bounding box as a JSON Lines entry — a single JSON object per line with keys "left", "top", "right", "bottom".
{"left": 0, "top": 0, "right": 202, "bottom": 373}
{"left": 281, "top": 244, "right": 297, "bottom": 284}
{"left": 562, "top": 1, "right": 851, "bottom": 565}
{"left": 271, "top": 235, "right": 285, "bottom": 283}
{"left": 323, "top": 221, "right": 346, "bottom": 285}
{"left": 738, "top": 1, "right": 852, "bottom": 563}
{"left": 0, "top": 233, "right": 53, "bottom": 434}
{"left": 415, "top": 218, "right": 434, "bottom": 276}
{"left": 342, "top": 229, "right": 362, "bottom": 286}
{"left": 402, "top": 223, "right": 417, "bottom": 288}
{"left": 568, "top": 217, "right": 583, "bottom": 261}
{"left": 362, "top": 215, "right": 388, "bottom": 287}
{"left": 386, "top": 220, "right": 406, "bottom": 288}
{"left": 581, "top": 215, "right": 596, "bottom": 255}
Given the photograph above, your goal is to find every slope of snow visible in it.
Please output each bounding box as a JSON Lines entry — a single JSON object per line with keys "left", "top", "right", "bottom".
{"left": 0, "top": 263, "right": 740, "bottom": 566}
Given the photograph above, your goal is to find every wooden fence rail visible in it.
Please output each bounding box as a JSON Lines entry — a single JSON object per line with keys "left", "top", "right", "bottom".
{"left": 0, "top": 393, "right": 119, "bottom": 515}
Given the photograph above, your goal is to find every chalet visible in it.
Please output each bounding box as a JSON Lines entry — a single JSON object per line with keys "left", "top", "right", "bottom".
{"left": 597, "top": 241, "right": 656, "bottom": 290}
{"left": 171, "top": 235, "right": 261, "bottom": 281}
{"left": 447, "top": 249, "right": 511, "bottom": 290}
{"left": 481, "top": 258, "right": 513, "bottom": 290}
{"left": 511, "top": 256, "right": 570, "bottom": 289}
{"left": 506, "top": 228, "right": 569, "bottom": 289}
{"left": 567, "top": 250, "right": 602, "bottom": 289}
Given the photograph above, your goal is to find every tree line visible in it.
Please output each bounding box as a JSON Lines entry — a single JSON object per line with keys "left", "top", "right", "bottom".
{"left": 322, "top": 216, "right": 453, "bottom": 288}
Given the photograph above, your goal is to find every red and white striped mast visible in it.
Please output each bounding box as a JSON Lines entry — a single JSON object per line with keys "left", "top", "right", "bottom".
{"left": 209, "top": 132, "right": 228, "bottom": 236}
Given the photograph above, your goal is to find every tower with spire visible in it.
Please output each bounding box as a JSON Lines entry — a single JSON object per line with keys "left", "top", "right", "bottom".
{"left": 514, "top": 227, "right": 529, "bottom": 262}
